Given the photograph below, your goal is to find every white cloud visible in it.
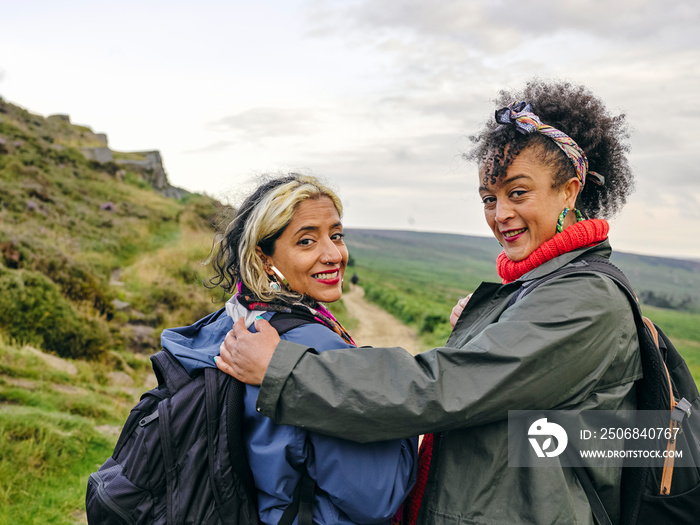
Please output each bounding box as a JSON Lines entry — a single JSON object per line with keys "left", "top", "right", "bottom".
{"left": 208, "top": 107, "right": 322, "bottom": 140}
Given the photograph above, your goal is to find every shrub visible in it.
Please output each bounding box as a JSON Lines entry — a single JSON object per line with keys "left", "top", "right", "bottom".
{"left": 420, "top": 313, "right": 445, "bottom": 334}
{"left": 124, "top": 171, "right": 151, "bottom": 190}
{"left": 0, "top": 267, "right": 110, "bottom": 359}
{"left": 0, "top": 233, "right": 113, "bottom": 317}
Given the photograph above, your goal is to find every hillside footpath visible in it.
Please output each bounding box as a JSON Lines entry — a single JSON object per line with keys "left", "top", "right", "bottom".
{"left": 342, "top": 285, "right": 421, "bottom": 355}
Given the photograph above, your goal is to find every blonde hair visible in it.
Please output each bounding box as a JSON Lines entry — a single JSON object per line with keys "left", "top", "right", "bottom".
{"left": 209, "top": 174, "right": 343, "bottom": 302}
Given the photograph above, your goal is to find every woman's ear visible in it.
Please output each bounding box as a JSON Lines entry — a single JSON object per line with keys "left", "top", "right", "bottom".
{"left": 563, "top": 177, "right": 581, "bottom": 208}
{"left": 255, "top": 246, "right": 274, "bottom": 276}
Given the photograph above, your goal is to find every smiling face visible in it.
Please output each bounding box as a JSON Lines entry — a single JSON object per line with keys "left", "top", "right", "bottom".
{"left": 479, "top": 145, "right": 581, "bottom": 262}
{"left": 257, "top": 196, "right": 348, "bottom": 303}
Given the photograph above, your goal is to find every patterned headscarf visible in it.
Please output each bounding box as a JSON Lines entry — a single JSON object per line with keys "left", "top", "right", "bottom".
{"left": 495, "top": 101, "right": 605, "bottom": 186}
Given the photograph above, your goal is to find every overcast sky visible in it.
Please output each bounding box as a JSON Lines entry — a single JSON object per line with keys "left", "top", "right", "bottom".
{"left": 2, "top": 0, "right": 699, "bottom": 259}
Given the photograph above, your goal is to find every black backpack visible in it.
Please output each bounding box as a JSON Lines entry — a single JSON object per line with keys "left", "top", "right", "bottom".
{"left": 511, "top": 255, "right": 700, "bottom": 524}
{"left": 86, "top": 310, "right": 315, "bottom": 525}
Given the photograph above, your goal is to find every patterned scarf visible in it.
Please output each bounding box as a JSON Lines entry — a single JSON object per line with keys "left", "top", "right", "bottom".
{"left": 235, "top": 282, "right": 356, "bottom": 346}
{"left": 495, "top": 101, "right": 605, "bottom": 187}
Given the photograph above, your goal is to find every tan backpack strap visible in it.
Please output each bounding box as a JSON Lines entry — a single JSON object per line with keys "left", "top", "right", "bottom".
{"left": 641, "top": 317, "right": 659, "bottom": 348}
{"left": 642, "top": 316, "right": 673, "bottom": 409}
{"left": 660, "top": 419, "right": 680, "bottom": 495}
{"left": 643, "top": 316, "right": 680, "bottom": 495}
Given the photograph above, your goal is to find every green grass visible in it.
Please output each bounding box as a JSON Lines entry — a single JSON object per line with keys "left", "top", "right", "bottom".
{"left": 0, "top": 339, "right": 146, "bottom": 524}
{"left": 0, "top": 406, "right": 116, "bottom": 525}
{"left": 0, "top": 97, "right": 225, "bottom": 523}
{"left": 641, "top": 306, "right": 700, "bottom": 384}
{"left": 0, "top": 96, "right": 222, "bottom": 360}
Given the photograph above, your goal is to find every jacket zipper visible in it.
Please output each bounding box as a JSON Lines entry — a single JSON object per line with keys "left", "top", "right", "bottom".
{"left": 89, "top": 471, "right": 135, "bottom": 525}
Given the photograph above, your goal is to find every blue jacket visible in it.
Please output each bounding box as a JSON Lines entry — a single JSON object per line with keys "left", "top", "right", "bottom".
{"left": 161, "top": 307, "right": 417, "bottom": 525}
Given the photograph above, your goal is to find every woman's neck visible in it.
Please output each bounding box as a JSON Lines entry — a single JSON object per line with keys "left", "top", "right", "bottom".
{"left": 497, "top": 219, "right": 610, "bottom": 284}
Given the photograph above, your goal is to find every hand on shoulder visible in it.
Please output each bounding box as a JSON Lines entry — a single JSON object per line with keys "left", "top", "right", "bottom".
{"left": 216, "top": 317, "right": 280, "bottom": 385}
{"left": 450, "top": 294, "right": 472, "bottom": 329}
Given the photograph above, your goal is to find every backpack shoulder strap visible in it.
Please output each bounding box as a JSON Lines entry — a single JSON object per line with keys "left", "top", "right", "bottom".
{"left": 570, "top": 464, "right": 613, "bottom": 525}
{"left": 151, "top": 349, "right": 194, "bottom": 393}
{"left": 509, "top": 255, "right": 635, "bottom": 307}
{"left": 268, "top": 312, "right": 314, "bottom": 335}
{"left": 217, "top": 311, "right": 315, "bottom": 525}
{"left": 279, "top": 472, "right": 316, "bottom": 525}
{"left": 263, "top": 312, "right": 317, "bottom": 525}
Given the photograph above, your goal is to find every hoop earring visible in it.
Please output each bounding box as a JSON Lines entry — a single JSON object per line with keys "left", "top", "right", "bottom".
{"left": 556, "top": 208, "right": 570, "bottom": 234}
{"left": 269, "top": 266, "right": 289, "bottom": 290}
{"left": 556, "top": 208, "right": 583, "bottom": 234}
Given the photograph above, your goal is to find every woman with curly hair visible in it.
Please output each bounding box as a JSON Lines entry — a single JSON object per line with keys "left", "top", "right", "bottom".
{"left": 217, "top": 80, "right": 643, "bottom": 524}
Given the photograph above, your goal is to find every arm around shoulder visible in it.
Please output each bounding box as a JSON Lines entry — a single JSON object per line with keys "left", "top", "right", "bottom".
{"left": 256, "top": 272, "right": 636, "bottom": 442}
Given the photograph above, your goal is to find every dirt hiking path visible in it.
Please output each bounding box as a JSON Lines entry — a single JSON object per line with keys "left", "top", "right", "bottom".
{"left": 342, "top": 285, "right": 421, "bottom": 356}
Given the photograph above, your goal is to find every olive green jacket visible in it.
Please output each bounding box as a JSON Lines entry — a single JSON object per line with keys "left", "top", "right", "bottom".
{"left": 256, "top": 241, "right": 643, "bottom": 524}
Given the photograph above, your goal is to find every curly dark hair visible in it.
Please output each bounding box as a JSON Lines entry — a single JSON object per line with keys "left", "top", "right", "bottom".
{"left": 466, "top": 79, "right": 634, "bottom": 218}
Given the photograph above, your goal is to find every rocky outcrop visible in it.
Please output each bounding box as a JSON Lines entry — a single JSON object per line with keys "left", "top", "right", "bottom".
{"left": 115, "top": 150, "right": 189, "bottom": 199}
{"left": 80, "top": 138, "right": 189, "bottom": 199}
{"left": 82, "top": 147, "right": 113, "bottom": 163}
{"left": 48, "top": 114, "right": 71, "bottom": 123}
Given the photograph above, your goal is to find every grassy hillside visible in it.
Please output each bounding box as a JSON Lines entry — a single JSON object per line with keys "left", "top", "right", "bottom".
{"left": 0, "top": 98, "right": 233, "bottom": 523}
{"left": 0, "top": 99, "right": 231, "bottom": 357}
{"left": 344, "top": 228, "right": 700, "bottom": 383}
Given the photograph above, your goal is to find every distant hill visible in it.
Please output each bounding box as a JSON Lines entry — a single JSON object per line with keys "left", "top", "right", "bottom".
{"left": 345, "top": 228, "right": 700, "bottom": 312}
{"left": 610, "top": 251, "right": 700, "bottom": 311}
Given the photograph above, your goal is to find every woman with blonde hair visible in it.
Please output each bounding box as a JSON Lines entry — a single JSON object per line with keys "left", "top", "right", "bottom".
{"left": 162, "top": 174, "right": 417, "bottom": 524}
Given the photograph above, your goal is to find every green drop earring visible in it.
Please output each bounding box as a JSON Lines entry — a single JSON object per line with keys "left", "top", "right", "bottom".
{"left": 556, "top": 208, "right": 583, "bottom": 234}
